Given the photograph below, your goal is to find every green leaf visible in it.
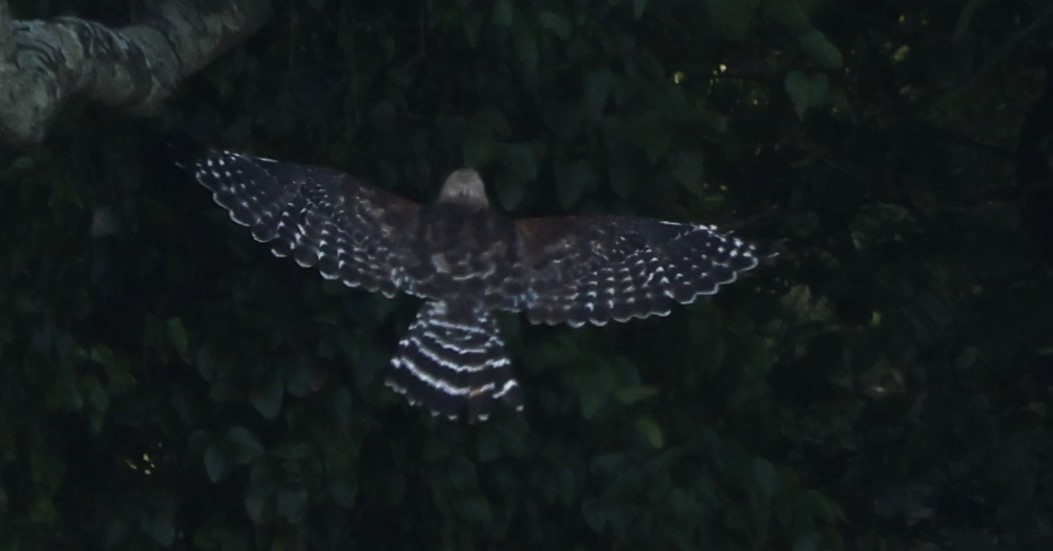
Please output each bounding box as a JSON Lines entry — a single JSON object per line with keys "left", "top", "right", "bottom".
{"left": 276, "top": 487, "right": 308, "bottom": 523}
{"left": 245, "top": 462, "right": 274, "bottom": 525}
{"left": 270, "top": 441, "right": 314, "bottom": 460}
{"left": 91, "top": 345, "right": 136, "bottom": 386}
{"left": 461, "top": 9, "right": 482, "bottom": 48}
{"left": 607, "top": 144, "right": 646, "bottom": 198}
{"left": 204, "top": 445, "right": 231, "bottom": 483}
{"left": 495, "top": 143, "right": 537, "bottom": 210}
{"left": 496, "top": 418, "right": 527, "bottom": 457}
{"left": 784, "top": 70, "right": 829, "bottom": 118}
{"left": 670, "top": 149, "right": 705, "bottom": 192}
{"left": 635, "top": 416, "right": 665, "bottom": 448}
{"left": 46, "top": 361, "right": 84, "bottom": 412}
{"left": 284, "top": 355, "right": 321, "bottom": 397}
{"left": 454, "top": 496, "right": 493, "bottom": 524}
{"left": 80, "top": 375, "right": 109, "bottom": 433}
{"left": 495, "top": 174, "right": 527, "bottom": 211}
{"left": 798, "top": 30, "right": 843, "bottom": 70}
{"left": 541, "top": 100, "right": 583, "bottom": 139}
{"left": 29, "top": 495, "right": 57, "bottom": 523}
{"left": 3, "top": 154, "right": 36, "bottom": 175}
{"left": 31, "top": 446, "right": 66, "bottom": 492}
{"left": 380, "top": 473, "right": 407, "bottom": 506}
{"left": 576, "top": 368, "right": 618, "bottom": 420}
{"left": 762, "top": 0, "right": 812, "bottom": 34}
{"left": 558, "top": 467, "right": 576, "bottom": 505}
{"left": 329, "top": 475, "right": 358, "bottom": 510}
{"left": 612, "top": 385, "right": 659, "bottom": 404}
{"left": 753, "top": 457, "right": 779, "bottom": 501}
{"left": 104, "top": 519, "right": 131, "bottom": 549}
{"left": 227, "top": 426, "right": 264, "bottom": 464}
{"left": 800, "top": 489, "right": 846, "bottom": 523}
{"left": 582, "top": 497, "right": 606, "bottom": 532}
{"left": 445, "top": 455, "right": 479, "bottom": 491}
{"left": 470, "top": 106, "right": 512, "bottom": 138}
{"left": 642, "top": 133, "right": 670, "bottom": 165}
{"left": 367, "top": 101, "right": 397, "bottom": 130}
{"left": 538, "top": 11, "right": 572, "bottom": 39}
{"left": 244, "top": 494, "right": 268, "bottom": 526}
{"left": 827, "top": 85, "right": 852, "bottom": 115}
{"left": 583, "top": 68, "right": 615, "bottom": 119}
{"left": 591, "top": 452, "right": 627, "bottom": 475}
{"left": 512, "top": 20, "right": 539, "bottom": 79}
{"left": 706, "top": 0, "right": 761, "bottom": 41}
{"left": 501, "top": 142, "right": 538, "bottom": 182}
{"left": 632, "top": 0, "right": 648, "bottom": 18}
{"left": 697, "top": 106, "right": 730, "bottom": 134}
{"left": 556, "top": 160, "right": 593, "bottom": 210}
{"left": 249, "top": 374, "right": 284, "bottom": 420}
{"left": 540, "top": 471, "right": 558, "bottom": 504}
{"left": 165, "top": 318, "right": 188, "bottom": 359}
{"left": 331, "top": 386, "right": 355, "bottom": 431}
{"left": 140, "top": 510, "right": 175, "bottom": 546}
{"left": 493, "top": 0, "right": 513, "bottom": 26}
{"left": 476, "top": 429, "right": 502, "bottom": 462}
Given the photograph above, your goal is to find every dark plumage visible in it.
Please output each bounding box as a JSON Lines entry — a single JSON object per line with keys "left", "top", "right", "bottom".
{"left": 192, "top": 151, "right": 766, "bottom": 422}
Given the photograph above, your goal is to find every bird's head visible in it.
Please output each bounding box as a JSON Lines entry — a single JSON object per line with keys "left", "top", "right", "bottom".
{"left": 438, "top": 168, "right": 489, "bottom": 208}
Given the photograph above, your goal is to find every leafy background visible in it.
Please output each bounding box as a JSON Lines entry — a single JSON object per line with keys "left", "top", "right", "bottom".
{"left": 2, "top": 0, "right": 1052, "bottom": 549}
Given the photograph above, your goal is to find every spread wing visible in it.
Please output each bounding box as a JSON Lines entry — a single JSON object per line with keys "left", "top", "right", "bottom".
{"left": 515, "top": 215, "right": 763, "bottom": 327}
{"left": 191, "top": 151, "right": 421, "bottom": 297}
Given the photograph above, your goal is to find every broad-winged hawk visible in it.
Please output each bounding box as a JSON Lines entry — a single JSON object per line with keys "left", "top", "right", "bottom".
{"left": 192, "top": 152, "right": 766, "bottom": 421}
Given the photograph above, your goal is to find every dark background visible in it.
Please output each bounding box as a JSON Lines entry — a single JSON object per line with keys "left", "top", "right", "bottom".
{"left": 2, "top": 0, "right": 1052, "bottom": 549}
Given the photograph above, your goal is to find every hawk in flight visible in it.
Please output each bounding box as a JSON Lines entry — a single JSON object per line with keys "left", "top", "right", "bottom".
{"left": 192, "top": 152, "right": 766, "bottom": 421}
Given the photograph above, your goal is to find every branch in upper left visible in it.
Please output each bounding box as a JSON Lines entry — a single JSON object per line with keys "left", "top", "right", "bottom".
{"left": 0, "top": 0, "right": 272, "bottom": 145}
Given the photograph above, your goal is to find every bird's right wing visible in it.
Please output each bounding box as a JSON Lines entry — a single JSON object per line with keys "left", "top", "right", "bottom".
{"left": 514, "top": 215, "right": 763, "bottom": 327}
{"left": 191, "top": 151, "right": 421, "bottom": 297}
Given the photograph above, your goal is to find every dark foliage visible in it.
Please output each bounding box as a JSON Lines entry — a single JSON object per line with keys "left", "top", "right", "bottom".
{"left": 2, "top": 0, "right": 1051, "bottom": 549}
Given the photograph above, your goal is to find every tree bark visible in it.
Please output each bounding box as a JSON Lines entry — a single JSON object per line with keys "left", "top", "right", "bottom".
{"left": 0, "top": 0, "right": 272, "bottom": 145}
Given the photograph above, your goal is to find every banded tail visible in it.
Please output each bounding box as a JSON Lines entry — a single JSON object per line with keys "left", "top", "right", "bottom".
{"left": 386, "top": 302, "right": 523, "bottom": 422}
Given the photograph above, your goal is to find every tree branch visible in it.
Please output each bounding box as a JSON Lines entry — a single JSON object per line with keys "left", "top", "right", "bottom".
{"left": 0, "top": 0, "right": 273, "bottom": 145}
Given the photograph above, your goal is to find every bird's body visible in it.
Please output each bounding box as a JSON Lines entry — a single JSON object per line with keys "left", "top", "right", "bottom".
{"left": 406, "top": 199, "right": 523, "bottom": 311}
{"left": 192, "top": 152, "right": 767, "bottom": 421}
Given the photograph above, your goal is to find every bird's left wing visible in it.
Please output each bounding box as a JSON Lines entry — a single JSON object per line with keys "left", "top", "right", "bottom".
{"left": 514, "top": 215, "right": 764, "bottom": 327}
{"left": 192, "top": 151, "right": 421, "bottom": 297}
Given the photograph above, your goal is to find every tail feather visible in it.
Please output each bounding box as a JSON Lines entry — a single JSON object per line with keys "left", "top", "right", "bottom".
{"left": 386, "top": 302, "right": 522, "bottom": 421}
